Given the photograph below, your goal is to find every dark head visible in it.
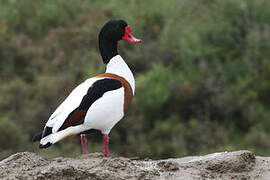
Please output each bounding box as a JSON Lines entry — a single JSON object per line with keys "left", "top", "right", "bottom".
{"left": 99, "top": 20, "right": 141, "bottom": 64}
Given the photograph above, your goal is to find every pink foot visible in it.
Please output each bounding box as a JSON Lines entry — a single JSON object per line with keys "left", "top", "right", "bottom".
{"left": 80, "top": 134, "right": 87, "bottom": 154}
{"left": 103, "top": 134, "right": 109, "bottom": 157}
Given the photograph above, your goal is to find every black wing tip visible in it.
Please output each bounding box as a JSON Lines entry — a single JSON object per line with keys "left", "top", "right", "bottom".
{"left": 42, "top": 126, "right": 53, "bottom": 137}
{"left": 33, "top": 127, "right": 53, "bottom": 142}
{"left": 32, "top": 132, "right": 43, "bottom": 142}
{"left": 39, "top": 142, "right": 52, "bottom": 149}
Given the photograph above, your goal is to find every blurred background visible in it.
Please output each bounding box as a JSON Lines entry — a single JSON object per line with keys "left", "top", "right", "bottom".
{"left": 1, "top": 0, "right": 270, "bottom": 159}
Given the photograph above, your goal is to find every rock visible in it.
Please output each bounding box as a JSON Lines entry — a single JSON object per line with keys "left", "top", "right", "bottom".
{"left": 0, "top": 150, "right": 269, "bottom": 179}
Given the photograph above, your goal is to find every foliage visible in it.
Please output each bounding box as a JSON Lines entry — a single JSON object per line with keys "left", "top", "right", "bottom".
{"left": 1, "top": 0, "right": 270, "bottom": 159}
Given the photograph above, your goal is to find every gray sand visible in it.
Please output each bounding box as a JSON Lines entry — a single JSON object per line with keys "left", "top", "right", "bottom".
{"left": 1, "top": 150, "right": 270, "bottom": 179}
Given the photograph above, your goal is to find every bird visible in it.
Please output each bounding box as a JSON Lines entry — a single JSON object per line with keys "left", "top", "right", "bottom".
{"left": 32, "top": 19, "right": 141, "bottom": 157}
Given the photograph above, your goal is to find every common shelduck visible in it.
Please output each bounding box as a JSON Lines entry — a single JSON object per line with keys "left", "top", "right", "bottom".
{"left": 32, "top": 20, "right": 141, "bottom": 157}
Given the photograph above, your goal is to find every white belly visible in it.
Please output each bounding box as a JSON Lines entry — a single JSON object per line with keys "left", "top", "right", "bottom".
{"left": 84, "top": 87, "right": 125, "bottom": 134}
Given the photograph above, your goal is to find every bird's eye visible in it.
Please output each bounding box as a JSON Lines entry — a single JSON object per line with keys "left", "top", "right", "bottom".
{"left": 128, "top": 35, "right": 131, "bottom": 38}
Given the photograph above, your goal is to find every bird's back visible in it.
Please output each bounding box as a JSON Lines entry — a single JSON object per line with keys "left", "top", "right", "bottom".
{"left": 45, "top": 77, "right": 103, "bottom": 133}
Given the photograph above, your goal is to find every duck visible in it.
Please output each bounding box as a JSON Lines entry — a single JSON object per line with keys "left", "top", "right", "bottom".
{"left": 32, "top": 19, "right": 141, "bottom": 157}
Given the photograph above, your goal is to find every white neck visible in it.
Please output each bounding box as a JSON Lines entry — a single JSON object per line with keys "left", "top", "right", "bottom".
{"left": 105, "top": 55, "right": 135, "bottom": 94}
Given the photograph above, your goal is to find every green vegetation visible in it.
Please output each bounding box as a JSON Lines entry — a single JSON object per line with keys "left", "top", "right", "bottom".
{"left": 1, "top": 0, "right": 270, "bottom": 159}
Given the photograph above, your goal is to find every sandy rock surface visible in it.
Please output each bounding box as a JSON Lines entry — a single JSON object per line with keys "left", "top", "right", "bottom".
{"left": 1, "top": 150, "right": 270, "bottom": 179}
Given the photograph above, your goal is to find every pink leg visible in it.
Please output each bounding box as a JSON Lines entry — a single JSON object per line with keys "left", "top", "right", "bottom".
{"left": 103, "top": 134, "right": 109, "bottom": 157}
{"left": 80, "top": 134, "right": 87, "bottom": 154}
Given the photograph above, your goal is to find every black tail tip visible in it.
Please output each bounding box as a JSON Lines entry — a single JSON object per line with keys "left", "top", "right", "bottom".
{"left": 32, "top": 132, "right": 43, "bottom": 142}
{"left": 39, "top": 142, "right": 52, "bottom": 149}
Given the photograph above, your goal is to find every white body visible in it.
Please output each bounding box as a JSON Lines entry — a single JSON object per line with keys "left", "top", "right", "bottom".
{"left": 40, "top": 55, "right": 135, "bottom": 146}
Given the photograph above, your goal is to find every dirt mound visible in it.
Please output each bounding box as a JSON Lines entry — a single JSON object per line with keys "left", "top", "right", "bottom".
{"left": 1, "top": 150, "right": 269, "bottom": 179}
